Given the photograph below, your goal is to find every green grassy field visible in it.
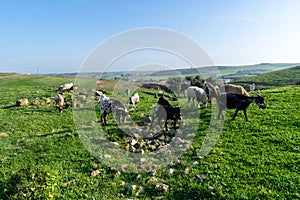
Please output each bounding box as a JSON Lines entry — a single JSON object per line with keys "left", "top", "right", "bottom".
{"left": 231, "top": 65, "right": 300, "bottom": 90}
{"left": 0, "top": 74, "right": 299, "bottom": 199}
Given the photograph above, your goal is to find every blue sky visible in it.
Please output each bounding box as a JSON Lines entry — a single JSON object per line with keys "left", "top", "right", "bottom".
{"left": 1, "top": 0, "right": 300, "bottom": 73}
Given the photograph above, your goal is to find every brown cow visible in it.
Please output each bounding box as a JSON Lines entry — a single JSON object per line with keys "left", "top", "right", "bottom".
{"left": 220, "top": 84, "right": 250, "bottom": 97}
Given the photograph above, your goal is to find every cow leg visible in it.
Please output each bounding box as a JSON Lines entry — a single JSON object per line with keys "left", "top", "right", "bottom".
{"left": 232, "top": 109, "right": 239, "bottom": 120}
{"left": 243, "top": 109, "right": 248, "bottom": 122}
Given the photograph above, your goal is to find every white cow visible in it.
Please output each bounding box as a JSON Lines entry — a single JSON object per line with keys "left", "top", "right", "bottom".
{"left": 187, "top": 86, "right": 207, "bottom": 108}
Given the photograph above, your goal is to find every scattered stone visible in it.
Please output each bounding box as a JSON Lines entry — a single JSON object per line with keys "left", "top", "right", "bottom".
{"left": 62, "top": 179, "right": 75, "bottom": 187}
{"left": 32, "top": 98, "right": 39, "bottom": 105}
{"left": 193, "top": 161, "right": 199, "bottom": 165}
{"left": 0, "top": 132, "right": 9, "bottom": 137}
{"left": 87, "top": 120, "right": 97, "bottom": 126}
{"left": 140, "top": 158, "right": 146, "bottom": 163}
{"left": 135, "top": 186, "right": 145, "bottom": 197}
{"left": 121, "top": 164, "right": 129, "bottom": 171}
{"left": 103, "top": 154, "right": 111, "bottom": 159}
{"left": 166, "top": 168, "right": 174, "bottom": 175}
{"left": 45, "top": 97, "right": 52, "bottom": 104}
{"left": 109, "top": 142, "right": 119, "bottom": 148}
{"left": 128, "top": 185, "right": 137, "bottom": 192}
{"left": 155, "top": 183, "right": 169, "bottom": 192}
{"left": 194, "top": 174, "right": 206, "bottom": 181}
{"left": 184, "top": 167, "right": 190, "bottom": 174}
{"left": 16, "top": 98, "right": 29, "bottom": 106}
{"left": 91, "top": 170, "right": 100, "bottom": 177}
{"left": 150, "top": 169, "right": 156, "bottom": 176}
{"left": 208, "top": 186, "right": 214, "bottom": 191}
{"left": 148, "top": 176, "right": 158, "bottom": 183}
{"left": 120, "top": 181, "right": 126, "bottom": 186}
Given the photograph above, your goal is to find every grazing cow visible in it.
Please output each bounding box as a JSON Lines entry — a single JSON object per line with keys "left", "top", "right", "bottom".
{"left": 217, "top": 93, "right": 266, "bottom": 121}
{"left": 158, "top": 95, "right": 172, "bottom": 107}
{"left": 204, "top": 82, "right": 220, "bottom": 104}
{"left": 98, "top": 94, "right": 128, "bottom": 125}
{"left": 220, "top": 84, "right": 250, "bottom": 97}
{"left": 55, "top": 94, "right": 64, "bottom": 113}
{"left": 128, "top": 93, "right": 139, "bottom": 106}
{"left": 124, "top": 88, "right": 131, "bottom": 96}
{"left": 150, "top": 104, "right": 182, "bottom": 130}
{"left": 110, "top": 99, "right": 128, "bottom": 126}
{"left": 187, "top": 86, "right": 207, "bottom": 108}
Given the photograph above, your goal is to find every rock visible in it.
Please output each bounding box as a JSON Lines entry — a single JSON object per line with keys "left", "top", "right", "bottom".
{"left": 109, "top": 142, "right": 119, "bottom": 148}
{"left": 166, "top": 168, "right": 174, "bottom": 175}
{"left": 140, "top": 158, "right": 146, "bottom": 163}
{"left": 131, "top": 138, "right": 138, "bottom": 146}
{"left": 45, "top": 97, "right": 52, "bottom": 104}
{"left": 88, "top": 120, "right": 97, "bottom": 126}
{"left": 62, "top": 179, "right": 75, "bottom": 186}
{"left": 148, "top": 176, "right": 158, "bottom": 183}
{"left": 155, "top": 183, "right": 169, "bottom": 192}
{"left": 135, "top": 186, "right": 145, "bottom": 197}
{"left": 184, "top": 167, "right": 190, "bottom": 174}
{"left": 32, "top": 98, "right": 39, "bottom": 105}
{"left": 91, "top": 170, "right": 100, "bottom": 177}
{"left": 16, "top": 98, "right": 29, "bottom": 106}
{"left": 150, "top": 169, "right": 156, "bottom": 176}
{"left": 103, "top": 154, "right": 111, "bottom": 159}
{"left": 0, "top": 132, "right": 9, "bottom": 137}
{"left": 128, "top": 185, "right": 137, "bottom": 192}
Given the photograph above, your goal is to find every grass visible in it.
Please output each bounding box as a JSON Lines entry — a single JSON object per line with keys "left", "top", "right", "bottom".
{"left": 231, "top": 65, "right": 300, "bottom": 90}
{"left": 0, "top": 75, "right": 299, "bottom": 199}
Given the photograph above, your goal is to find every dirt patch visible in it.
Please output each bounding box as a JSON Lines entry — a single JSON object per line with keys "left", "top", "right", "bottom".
{"left": 0, "top": 73, "right": 24, "bottom": 79}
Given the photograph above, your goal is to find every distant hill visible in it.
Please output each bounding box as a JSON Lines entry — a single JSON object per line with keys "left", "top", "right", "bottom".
{"left": 127, "top": 63, "right": 300, "bottom": 79}
{"left": 231, "top": 65, "right": 300, "bottom": 89}
{"left": 48, "top": 63, "right": 300, "bottom": 80}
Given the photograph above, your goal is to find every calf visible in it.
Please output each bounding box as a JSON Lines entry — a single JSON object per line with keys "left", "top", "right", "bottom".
{"left": 55, "top": 94, "right": 64, "bottom": 113}
{"left": 204, "top": 82, "right": 220, "bottom": 104}
{"left": 128, "top": 93, "right": 139, "bottom": 106}
{"left": 98, "top": 94, "right": 128, "bottom": 125}
{"left": 124, "top": 88, "right": 131, "bottom": 96}
{"left": 187, "top": 86, "right": 207, "bottom": 108}
{"left": 150, "top": 97, "right": 182, "bottom": 130}
{"left": 217, "top": 93, "right": 266, "bottom": 121}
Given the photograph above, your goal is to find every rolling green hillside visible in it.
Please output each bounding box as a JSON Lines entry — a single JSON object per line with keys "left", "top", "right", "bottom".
{"left": 231, "top": 65, "right": 300, "bottom": 89}
{"left": 0, "top": 75, "right": 299, "bottom": 199}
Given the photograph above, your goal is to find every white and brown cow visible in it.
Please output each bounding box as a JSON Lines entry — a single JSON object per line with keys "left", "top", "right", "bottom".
{"left": 55, "top": 94, "right": 64, "bottom": 113}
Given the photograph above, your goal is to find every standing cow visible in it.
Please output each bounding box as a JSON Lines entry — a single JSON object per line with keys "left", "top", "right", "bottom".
{"left": 217, "top": 92, "right": 266, "bottom": 121}
{"left": 150, "top": 96, "right": 182, "bottom": 130}
{"left": 55, "top": 94, "right": 64, "bottom": 113}
{"left": 187, "top": 86, "right": 207, "bottom": 108}
{"left": 220, "top": 84, "right": 250, "bottom": 97}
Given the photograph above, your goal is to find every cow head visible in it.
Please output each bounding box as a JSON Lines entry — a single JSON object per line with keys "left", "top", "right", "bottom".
{"left": 256, "top": 94, "right": 266, "bottom": 109}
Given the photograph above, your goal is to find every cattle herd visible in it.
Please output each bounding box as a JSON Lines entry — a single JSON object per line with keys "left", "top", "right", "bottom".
{"left": 52, "top": 81, "right": 266, "bottom": 129}
{"left": 95, "top": 81, "right": 267, "bottom": 130}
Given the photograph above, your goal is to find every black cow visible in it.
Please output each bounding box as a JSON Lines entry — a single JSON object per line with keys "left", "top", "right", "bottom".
{"left": 150, "top": 96, "right": 182, "bottom": 130}
{"left": 218, "top": 93, "right": 266, "bottom": 121}
{"left": 158, "top": 96, "right": 172, "bottom": 107}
